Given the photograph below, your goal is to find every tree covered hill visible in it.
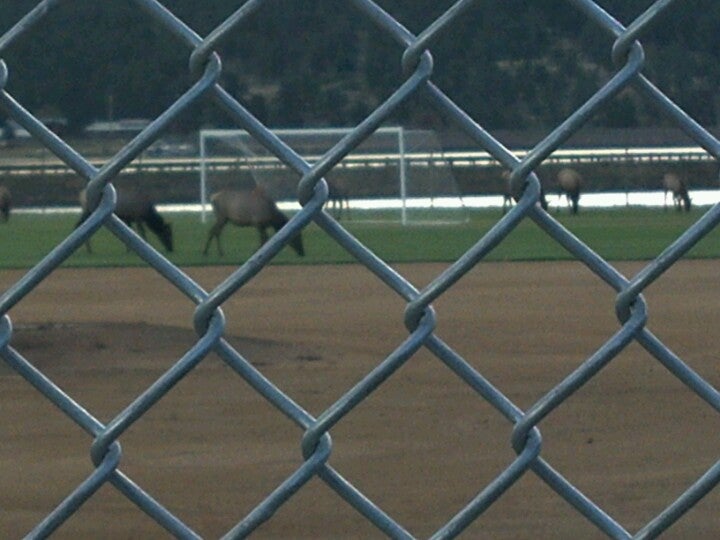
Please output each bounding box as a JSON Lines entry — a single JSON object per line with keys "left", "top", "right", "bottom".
{"left": 1, "top": 1, "right": 719, "bottom": 134}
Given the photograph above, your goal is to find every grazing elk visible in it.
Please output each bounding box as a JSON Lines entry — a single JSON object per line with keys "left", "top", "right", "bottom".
{"left": 556, "top": 168, "right": 582, "bottom": 214}
{"left": 327, "top": 178, "right": 350, "bottom": 220}
{"left": 202, "top": 186, "right": 305, "bottom": 257}
{"left": 77, "top": 187, "right": 174, "bottom": 253}
{"left": 501, "top": 170, "right": 548, "bottom": 214}
{"left": 662, "top": 172, "right": 691, "bottom": 212}
{"left": 0, "top": 185, "right": 11, "bottom": 222}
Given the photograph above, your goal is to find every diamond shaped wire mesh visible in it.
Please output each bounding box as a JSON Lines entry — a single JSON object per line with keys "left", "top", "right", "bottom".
{"left": 1, "top": 0, "right": 719, "bottom": 538}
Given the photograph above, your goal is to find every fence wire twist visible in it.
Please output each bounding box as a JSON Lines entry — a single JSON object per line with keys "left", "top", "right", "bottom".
{"left": 1, "top": 1, "right": 719, "bottom": 538}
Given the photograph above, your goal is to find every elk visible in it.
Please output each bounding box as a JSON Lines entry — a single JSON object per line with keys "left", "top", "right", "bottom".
{"left": 556, "top": 168, "right": 582, "bottom": 214}
{"left": 662, "top": 172, "right": 691, "bottom": 212}
{"left": 0, "top": 185, "right": 11, "bottom": 222}
{"left": 327, "top": 178, "right": 350, "bottom": 220}
{"left": 76, "top": 187, "right": 174, "bottom": 252}
{"left": 501, "top": 170, "right": 548, "bottom": 214}
{"left": 202, "top": 186, "right": 305, "bottom": 257}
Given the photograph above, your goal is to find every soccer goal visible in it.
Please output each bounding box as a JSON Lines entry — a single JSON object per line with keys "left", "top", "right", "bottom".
{"left": 198, "top": 126, "right": 468, "bottom": 225}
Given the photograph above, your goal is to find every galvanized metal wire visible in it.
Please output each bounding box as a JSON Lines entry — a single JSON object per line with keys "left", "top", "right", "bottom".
{"left": 1, "top": 1, "right": 719, "bottom": 538}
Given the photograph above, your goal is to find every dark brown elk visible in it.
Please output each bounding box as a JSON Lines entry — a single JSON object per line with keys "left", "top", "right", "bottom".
{"left": 0, "top": 185, "right": 11, "bottom": 222}
{"left": 202, "top": 186, "right": 305, "bottom": 257}
{"left": 662, "top": 172, "right": 691, "bottom": 212}
{"left": 76, "top": 188, "right": 174, "bottom": 252}
{"left": 501, "top": 170, "right": 548, "bottom": 214}
{"left": 327, "top": 178, "right": 350, "bottom": 220}
{"left": 556, "top": 168, "right": 582, "bottom": 214}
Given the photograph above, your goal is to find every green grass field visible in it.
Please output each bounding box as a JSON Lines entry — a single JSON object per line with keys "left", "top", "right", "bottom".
{"left": 0, "top": 206, "right": 718, "bottom": 269}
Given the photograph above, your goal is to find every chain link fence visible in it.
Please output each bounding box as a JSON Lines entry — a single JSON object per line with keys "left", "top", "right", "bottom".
{"left": 1, "top": 1, "right": 719, "bottom": 538}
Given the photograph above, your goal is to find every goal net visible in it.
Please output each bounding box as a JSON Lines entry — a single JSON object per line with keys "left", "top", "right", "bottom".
{"left": 198, "top": 127, "right": 468, "bottom": 225}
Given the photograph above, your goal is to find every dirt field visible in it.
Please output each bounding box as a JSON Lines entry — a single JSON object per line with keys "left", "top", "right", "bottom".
{"left": 1, "top": 260, "right": 719, "bottom": 539}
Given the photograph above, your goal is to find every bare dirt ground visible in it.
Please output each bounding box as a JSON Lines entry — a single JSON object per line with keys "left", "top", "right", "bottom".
{"left": 1, "top": 260, "right": 719, "bottom": 539}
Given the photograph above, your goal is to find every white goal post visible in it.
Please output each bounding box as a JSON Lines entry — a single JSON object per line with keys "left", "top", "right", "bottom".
{"left": 198, "top": 126, "right": 465, "bottom": 225}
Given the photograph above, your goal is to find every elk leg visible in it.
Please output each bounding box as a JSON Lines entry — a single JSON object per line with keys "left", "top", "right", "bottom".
{"left": 135, "top": 221, "right": 147, "bottom": 240}
{"left": 75, "top": 210, "right": 93, "bottom": 253}
{"left": 257, "top": 227, "right": 269, "bottom": 247}
{"left": 203, "top": 219, "right": 226, "bottom": 256}
{"left": 121, "top": 218, "right": 141, "bottom": 252}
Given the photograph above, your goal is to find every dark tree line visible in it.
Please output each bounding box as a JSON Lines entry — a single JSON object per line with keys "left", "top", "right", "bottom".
{"left": 1, "top": 0, "right": 719, "bottom": 134}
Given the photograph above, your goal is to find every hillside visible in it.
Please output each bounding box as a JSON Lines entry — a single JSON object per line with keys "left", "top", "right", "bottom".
{"left": 1, "top": 1, "right": 719, "bottom": 135}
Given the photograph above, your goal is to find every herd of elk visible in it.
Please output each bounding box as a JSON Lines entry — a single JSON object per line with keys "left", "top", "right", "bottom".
{"left": 73, "top": 184, "right": 304, "bottom": 258}
{"left": 502, "top": 168, "right": 696, "bottom": 215}
{"left": 4, "top": 166, "right": 698, "bottom": 255}
{"left": 76, "top": 187, "right": 174, "bottom": 253}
